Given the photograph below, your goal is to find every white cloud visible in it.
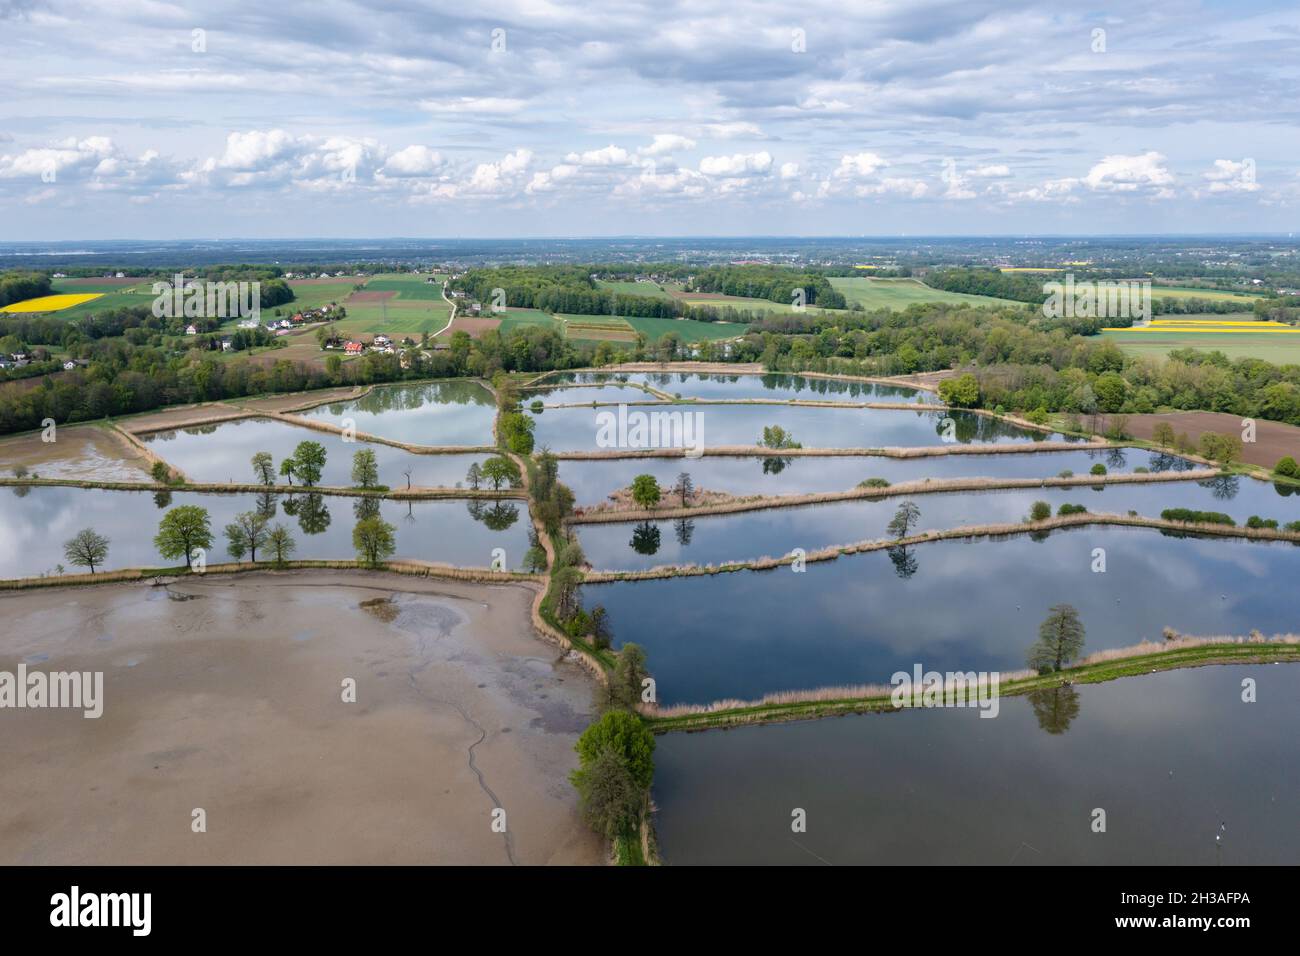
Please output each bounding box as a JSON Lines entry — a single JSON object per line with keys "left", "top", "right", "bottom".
{"left": 641, "top": 134, "right": 696, "bottom": 157}
{"left": 564, "top": 145, "right": 634, "bottom": 166}
{"left": 1203, "top": 159, "right": 1259, "bottom": 192}
{"left": 834, "top": 152, "right": 888, "bottom": 179}
{"left": 971, "top": 164, "right": 1011, "bottom": 178}
{"left": 381, "top": 145, "right": 444, "bottom": 177}
{"left": 779, "top": 162, "right": 800, "bottom": 179}
{"left": 699, "top": 151, "right": 772, "bottom": 177}
{"left": 1082, "top": 151, "right": 1173, "bottom": 192}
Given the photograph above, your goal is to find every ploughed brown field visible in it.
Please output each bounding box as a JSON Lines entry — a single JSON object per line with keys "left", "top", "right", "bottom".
{"left": 1099, "top": 411, "right": 1299, "bottom": 469}
{"left": 437, "top": 317, "right": 501, "bottom": 339}
{"left": 345, "top": 290, "right": 398, "bottom": 303}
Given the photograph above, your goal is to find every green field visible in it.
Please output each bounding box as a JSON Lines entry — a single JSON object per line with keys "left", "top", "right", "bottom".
{"left": 830, "top": 276, "right": 1024, "bottom": 310}
{"left": 624, "top": 315, "right": 746, "bottom": 343}
{"left": 596, "top": 280, "right": 679, "bottom": 299}
{"left": 332, "top": 304, "right": 450, "bottom": 336}
{"left": 361, "top": 275, "right": 446, "bottom": 300}
{"left": 678, "top": 294, "right": 799, "bottom": 314}
{"left": 42, "top": 290, "right": 153, "bottom": 320}
{"left": 1101, "top": 315, "right": 1300, "bottom": 363}
{"left": 497, "top": 309, "right": 560, "bottom": 337}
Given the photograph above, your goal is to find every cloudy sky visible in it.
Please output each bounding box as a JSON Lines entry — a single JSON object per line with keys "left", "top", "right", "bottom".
{"left": 2, "top": 0, "right": 1298, "bottom": 238}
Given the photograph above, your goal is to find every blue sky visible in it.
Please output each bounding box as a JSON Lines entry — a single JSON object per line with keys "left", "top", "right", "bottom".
{"left": 2, "top": 0, "right": 1298, "bottom": 238}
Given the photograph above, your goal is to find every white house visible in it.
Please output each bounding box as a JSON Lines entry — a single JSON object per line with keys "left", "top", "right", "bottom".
{"left": 185, "top": 324, "right": 198, "bottom": 335}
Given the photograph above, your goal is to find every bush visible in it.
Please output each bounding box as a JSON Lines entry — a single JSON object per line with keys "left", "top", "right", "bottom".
{"left": 1246, "top": 515, "right": 1279, "bottom": 530}
{"left": 859, "top": 477, "right": 890, "bottom": 488}
{"left": 1025, "top": 407, "right": 1049, "bottom": 425}
{"left": 1275, "top": 456, "right": 1299, "bottom": 479}
{"left": 1161, "top": 508, "right": 1235, "bottom": 526}
{"left": 1134, "top": 466, "right": 1149, "bottom": 474}
{"left": 1284, "top": 521, "right": 1300, "bottom": 533}
{"left": 1029, "top": 500, "right": 1052, "bottom": 521}
{"left": 1057, "top": 503, "right": 1087, "bottom": 516}
{"left": 1089, "top": 463, "right": 1107, "bottom": 476}
{"left": 1057, "top": 469, "right": 1074, "bottom": 479}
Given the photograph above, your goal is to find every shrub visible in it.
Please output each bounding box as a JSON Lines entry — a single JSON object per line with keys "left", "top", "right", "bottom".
{"left": 1089, "top": 463, "right": 1107, "bottom": 476}
{"left": 1057, "top": 503, "right": 1087, "bottom": 516}
{"left": 1246, "top": 515, "right": 1279, "bottom": 530}
{"left": 1028, "top": 500, "right": 1052, "bottom": 522}
{"left": 1275, "top": 456, "right": 1299, "bottom": 479}
{"left": 1134, "top": 466, "right": 1149, "bottom": 474}
{"left": 1025, "top": 407, "right": 1049, "bottom": 425}
{"left": 859, "top": 477, "right": 890, "bottom": 488}
{"left": 1161, "top": 508, "right": 1235, "bottom": 526}
{"left": 1057, "top": 469, "right": 1074, "bottom": 479}
{"left": 1284, "top": 521, "right": 1300, "bottom": 533}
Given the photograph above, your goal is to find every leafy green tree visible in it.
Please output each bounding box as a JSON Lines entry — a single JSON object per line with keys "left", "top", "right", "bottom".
{"left": 351, "top": 448, "right": 379, "bottom": 488}
{"left": 1090, "top": 463, "right": 1107, "bottom": 476}
{"left": 938, "top": 373, "right": 980, "bottom": 408}
{"left": 279, "top": 457, "right": 295, "bottom": 486}
{"left": 251, "top": 451, "right": 276, "bottom": 486}
{"left": 291, "top": 441, "right": 327, "bottom": 486}
{"left": 610, "top": 642, "right": 648, "bottom": 710}
{"left": 1028, "top": 604, "right": 1086, "bottom": 673}
{"left": 570, "top": 710, "right": 655, "bottom": 839}
{"left": 630, "top": 474, "right": 661, "bottom": 509}
{"left": 588, "top": 605, "right": 613, "bottom": 651}
{"left": 887, "top": 500, "right": 920, "bottom": 538}
{"left": 1275, "top": 456, "right": 1299, "bottom": 478}
{"left": 481, "top": 455, "right": 519, "bottom": 492}
{"left": 63, "top": 528, "right": 109, "bottom": 574}
{"left": 224, "top": 511, "right": 270, "bottom": 563}
{"left": 352, "top": 515, "right": 397, "bottom": 566}
{"left": 150, "top": 460, "right": 173, "bottom": 484}
{"left": 1029, "top": 500, "right": 1052, "bottom": 521}
{"left": 267, "top": 524, "right": 296, "bottom": 565}
{"left": 466, "top": 462, "right": 483, "bottom": 490}
{"left": 1152, "top": 422, "right": 1176, "bottom": 448}
{"left": 758, "top": 425, "right": 800, "bottom": 449}
{"left": 154, "top": 505, "right": 213, "bottom": 570}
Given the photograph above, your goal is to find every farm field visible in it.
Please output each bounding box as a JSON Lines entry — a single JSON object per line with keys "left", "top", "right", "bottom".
{"left": 1, "top": 292, "right": 104, "bottom": 313}
{"left": 361, "top": 274, "right": 447, "bottom": 300}
{"left": 556, "top": 314, "right": 639, "bottom": 342}
{"left": 671, "top": 290, "right": 799, "bottom": 313}
{"left": 334, "top": 300, "right": 450, "bottom": 336}
{"left": 496, "top": 308, "right": 560, "bottom": 336}
{"left": 1148, "top": 285, "right": 1263, "bottom": 303}
{"left": 596, "top": 279, "right": 679, "bottom": 298}
{"left": 624, "top": 314, "right": 746, "bottom": 342}
{"left": 830, "top": 276, "right": 1024, "bottom": 310}
{"left": 1101, "top": 314, "right": 1300, "bottom": 363}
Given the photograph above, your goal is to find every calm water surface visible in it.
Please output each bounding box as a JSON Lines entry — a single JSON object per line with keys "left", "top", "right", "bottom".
{"left": 653, "top": 664, "right": 1300, "bottom": 864}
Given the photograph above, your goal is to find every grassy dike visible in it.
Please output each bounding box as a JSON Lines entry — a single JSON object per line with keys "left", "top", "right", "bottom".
{"left": 643, "top": 640, "right": 1300, "bottom": 733}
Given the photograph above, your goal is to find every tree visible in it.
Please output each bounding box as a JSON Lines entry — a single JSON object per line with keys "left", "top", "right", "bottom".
{"left": 1028, "top": 604, "right": 1086, "bottom": 673}
{"left": 154, "top": 505, "right": 213, "bottom": 570}
{"left": 1275, "top": 456, "right": 1299, "bottom": 479}
{"left": 267, "top": 524, "right": 296, "bottom": 565}
{"left": 251, "top": 451, "right": 276, "bottom": 486}
{"left": 938, "top": 373, "right": 980, "bottom": 408}
{"left": 610, "top": 642, "right": 648, "bottom": 710}
{"left": 1199, "top": 431, "right": 1243, "bottom": 467}
{"left": 351, "top": 448, "right": 379, "bottom": 488}
{"left": 279, "top": 458, "right": 295, "bottom": 486}
{"left": 466, "top": 462, "right": 483, "bottom": 490}
{"left": 150, "top": 460, "right": 173, "bottom": 484}
{"left": 673, "top": 471, "right": 694, "bottom": 506}
{"left": 291, "top": 440, "right": 327, "bottom": 486}
{"left": 887, "top": 500, "right": 920, "bottom": 538}
{"left": 1152, "top": 422, "right": 1176, "bottom": 449}
{"left": 758, "top": 425, "right": 800, "bottom": 449}
{"left": 571, "top": 746, "right": 641, "bottom": 842}
{"left": 352, "top": 515, "right": 396, "bottom": 566}
{"left": 224, "top": 510, "right": 270, "bottom": 563}
{"left": 63, "top": 528, "right": 109, "bottom": 574}
{"left": 1029, "top": 500, "right": 1052, "bottom": 521}
{"left": 589, "top": 605, "right": 613, "bottom": 651}
{"left": 630, "top": 474, "right": 661, "bottom": 509}
{"left": 481, "top": 455, "right": 518, "bottom": 492}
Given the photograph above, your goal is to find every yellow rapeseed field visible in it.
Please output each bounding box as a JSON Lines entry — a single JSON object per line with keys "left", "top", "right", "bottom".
{"left": 0, "top": 293, "right": 103, "bottom": 313}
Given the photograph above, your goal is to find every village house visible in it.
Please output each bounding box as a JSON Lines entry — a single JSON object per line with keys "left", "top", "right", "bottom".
{"left": 344, "top": 341, "right": 364, "bottom": 355}
{"left": 185, "top": 324, "right": 198, "bottom": 335}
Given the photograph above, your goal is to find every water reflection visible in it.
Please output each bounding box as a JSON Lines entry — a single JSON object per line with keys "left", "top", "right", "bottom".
{"left": 1027, "top": 684, "right": 1082, "bottom": 735}
{"left": 466, "top": 499, "right": 520, "bottom": 531}
{"left": 630, "top": 522, "right": 661, "bottom": 555}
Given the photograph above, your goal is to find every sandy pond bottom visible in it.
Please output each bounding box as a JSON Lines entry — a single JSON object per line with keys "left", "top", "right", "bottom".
{"left": 0, "top": 571, "right": 603, "bottom": 865}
